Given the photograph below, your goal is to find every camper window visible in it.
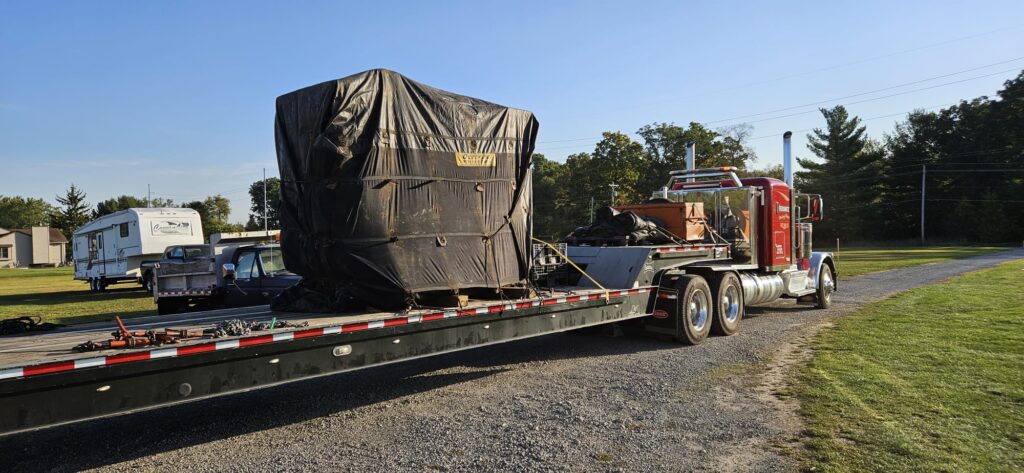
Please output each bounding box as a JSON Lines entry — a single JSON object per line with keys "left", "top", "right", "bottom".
{"left": 89, "top": 234, "right": 100, "bottom": 260}
{"left": 119, "top": 223, "right": 129, "bottom": 238}
{"left": 0, "top": 246, "right": 10, "bottom": 260}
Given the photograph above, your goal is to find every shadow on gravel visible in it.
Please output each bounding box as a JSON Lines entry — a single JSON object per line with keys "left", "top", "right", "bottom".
{"left": 3, "top": 330, "right": 675, "bottom": 472}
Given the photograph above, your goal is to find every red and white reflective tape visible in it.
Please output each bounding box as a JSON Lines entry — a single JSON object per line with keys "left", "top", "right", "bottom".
{"left": 0, "top": 287, "right": 653, "bottom": 381}
{"left": 655, "top": 246, "right": 718, "bottom": 253}
{"left": 158, "top": 288, "right": 214, "bottom": 297}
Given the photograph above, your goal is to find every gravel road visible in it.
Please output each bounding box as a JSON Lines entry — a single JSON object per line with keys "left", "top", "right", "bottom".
{"left": 7, "top": 249, "right": 1022, "bottom": 472}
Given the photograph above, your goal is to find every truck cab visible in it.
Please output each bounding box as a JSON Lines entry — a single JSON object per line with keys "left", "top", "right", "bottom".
{"left": 221, "top": 245, "right": 298, "bottom": 308}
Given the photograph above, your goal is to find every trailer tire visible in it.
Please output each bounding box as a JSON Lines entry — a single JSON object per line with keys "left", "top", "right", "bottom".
{"left": 674, "top": 274, "right": 712, "bottom": 345}
{"left": 710, "top": 272, "right": 743, "bottom": 336}
{"left": 815, "top": 263, "right": 835, "bottom": 309}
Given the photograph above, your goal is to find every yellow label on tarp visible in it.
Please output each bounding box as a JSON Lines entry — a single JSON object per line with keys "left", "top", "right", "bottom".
{"left": 455, "top": 153, "right": 496, "bottom": 167}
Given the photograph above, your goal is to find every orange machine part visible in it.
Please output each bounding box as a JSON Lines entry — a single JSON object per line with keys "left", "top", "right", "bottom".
{"left": 616, "top": 202, "right": 705, "bottom": 241}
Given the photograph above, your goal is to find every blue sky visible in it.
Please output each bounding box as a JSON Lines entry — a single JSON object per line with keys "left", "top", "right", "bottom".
{"left": 2, "top": 1, "right": 1022, "bottom": 223}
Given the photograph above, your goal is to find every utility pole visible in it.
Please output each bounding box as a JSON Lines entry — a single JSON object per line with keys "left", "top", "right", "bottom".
{"left": 147, "top": 184, "right": 152, "bottom": 208}
{"left": 920, "top": 164, "right": 926, "bottom": 244}
{"left": 609, "top": 183, "right": 619, "bottom": 206}
{"left": 685, "top": 142, "right": 696, "bottom": 182}
{"left": 263, "top": 168, "right": 269, "bottom": 235}
{"left": 589, "top": 196, "right": 594, "bottom": 223}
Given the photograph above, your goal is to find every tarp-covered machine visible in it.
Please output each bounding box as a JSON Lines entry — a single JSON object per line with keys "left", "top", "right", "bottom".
{"left": 274, "top": 69, "right": 539, "bottom": 309}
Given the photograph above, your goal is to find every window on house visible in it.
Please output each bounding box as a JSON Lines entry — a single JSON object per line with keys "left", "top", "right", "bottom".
{"left": 119, "top": 223, "right": 129, "bottom": 238}
{"left": 0, "top": 246, "right": 10, "bottom": 260}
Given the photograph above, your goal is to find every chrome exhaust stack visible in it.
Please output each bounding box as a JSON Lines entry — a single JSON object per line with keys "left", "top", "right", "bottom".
{"left": 783, "top": 131, "right": 793, "bottom": 187}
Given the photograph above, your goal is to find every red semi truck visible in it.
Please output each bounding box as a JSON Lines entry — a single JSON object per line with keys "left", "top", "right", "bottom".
{"left": 0, "top": 133, "right": 834, "bottom": 435}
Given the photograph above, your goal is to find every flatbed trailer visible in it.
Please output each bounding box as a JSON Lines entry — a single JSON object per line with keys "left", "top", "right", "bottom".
{"left": 0, "top": 244, "right": 737, "bottom": 436}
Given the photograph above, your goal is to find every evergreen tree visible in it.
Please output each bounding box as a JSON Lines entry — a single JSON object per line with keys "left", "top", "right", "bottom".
{"left": 796, "top": 106, "right": 883, "bottom": 242}
{"left": 52, "top": 184, "right": 92, "bottom": 253}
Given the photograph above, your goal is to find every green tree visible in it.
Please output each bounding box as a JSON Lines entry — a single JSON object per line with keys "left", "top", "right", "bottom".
{"left": 51, "top": 184, "right": 92, "bottom": 252}
{"left": 882, "top": 71, "right": 1024, "bottom": 243}
{"left": 0, "top": 196, "right": 54, "bottom": 229}
{"left": 530, "top": 154, "right": 568, "bottom": 239}
{"left": 741, "top": 164, "right": 784, "bottom": 181}
{"left": 590, "top": 131, "right": 649, "bottom": 205}
{"left": 637, "top": 122, "right": 756, "bottom": 195}
{"left": 149, "top": 197, "right": 176, "bottom": 207}
{"left": 246, "top": 177, "right": 281, "bottom": 230}
{"left": 185, "top": 195, "right": 243, "bottom": 237}
{"left": 796, "top": 106, "right": 883, "bottom": 242}
{"left": 94, "top": 195, "right": 146, "bottom": 217}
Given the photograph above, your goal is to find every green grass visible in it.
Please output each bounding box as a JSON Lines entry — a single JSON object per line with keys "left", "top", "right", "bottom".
{"left": 0, "top": 267, "right": 155, "bottom": 325}
{"left": 832, "top": 246, "right": 1008, "bottom": 277}
{"left": 791, "top": 260, "right": 1024, "bottom": 472}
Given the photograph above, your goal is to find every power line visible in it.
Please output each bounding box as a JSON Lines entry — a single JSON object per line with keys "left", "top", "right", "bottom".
{"left": 735, "top": 67, "right": 1023, "bottom": 126}
{"left": 745, "top": 102, "right": 959, "bottom": 141}
{"left": 536, "top": 65, "right": 1017, "bottom": 151}
{"left": 604, "top": 24, "right": 1024, "bottom": 117}
{"left": 705, "top": 57, "right": 1024, "bottom": 124}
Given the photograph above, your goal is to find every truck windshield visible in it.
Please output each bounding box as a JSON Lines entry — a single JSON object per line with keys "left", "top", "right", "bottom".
{"left": 260, "top": 248, "right": 288, "bottom": 275}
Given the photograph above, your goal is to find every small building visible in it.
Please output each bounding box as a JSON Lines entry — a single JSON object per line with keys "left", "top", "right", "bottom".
{"left": 0, "top": 227, "right": 69, "bottom": 268}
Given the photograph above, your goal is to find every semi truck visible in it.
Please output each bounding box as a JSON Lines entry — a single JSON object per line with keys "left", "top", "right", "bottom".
{"left": 151, "top": 231, "right": 300, "bottom": 314}
{"left": 0, "top": 133, "right": 835, "bottom": 435}
{"left": 72, "top": 208, "right": 204, "bottom": 291}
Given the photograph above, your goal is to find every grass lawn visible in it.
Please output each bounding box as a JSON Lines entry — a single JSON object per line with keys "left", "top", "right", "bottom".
{"left": 789, "top": 259, "right": 1024, "bottom": 472}
{"left": 0, "top": 267, "right": 155, "bottom": 325}
{"left": 831, "top": 246, "right": 1008, "bottom": 277}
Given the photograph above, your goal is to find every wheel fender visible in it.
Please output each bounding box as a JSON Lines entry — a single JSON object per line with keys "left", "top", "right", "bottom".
{"left": 809, "top": 252, "right": 837, "bottom": 291}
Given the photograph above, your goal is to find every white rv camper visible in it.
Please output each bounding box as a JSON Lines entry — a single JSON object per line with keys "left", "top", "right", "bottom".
{"left": 73, "top": 208, "right": 204, "bottom": 291}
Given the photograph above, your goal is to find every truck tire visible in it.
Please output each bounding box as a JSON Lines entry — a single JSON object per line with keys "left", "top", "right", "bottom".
{"left": 710, "top": 272, "right": 743, "bottom": 336}
{"left": 157, "top": 299, "right": 180, "bottom": 315}
{"left": 674, "top": 274, "right": 712, "bottom": 345}
{"left": 815, "top": 263, "right": 835, "bottom": 309}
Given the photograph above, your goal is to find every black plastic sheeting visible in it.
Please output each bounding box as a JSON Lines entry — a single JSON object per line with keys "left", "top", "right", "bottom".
{"left": 273, "top": 69, "right": 538, "bottom": 310}
{"left": 566, "top": 207, "right": 673, "bottom": 246}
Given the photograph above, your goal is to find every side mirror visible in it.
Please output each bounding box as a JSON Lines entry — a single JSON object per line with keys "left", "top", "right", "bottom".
{"left": 810, "top": 196, "right": 823, "bottom": 222}
{"left": 222, "top": 263, "right": 236, "bottom": 280}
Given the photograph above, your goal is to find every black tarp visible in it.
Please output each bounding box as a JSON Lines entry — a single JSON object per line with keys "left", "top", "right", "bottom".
{"left": 274, "top": 69, "right": 538, "bottom": 309}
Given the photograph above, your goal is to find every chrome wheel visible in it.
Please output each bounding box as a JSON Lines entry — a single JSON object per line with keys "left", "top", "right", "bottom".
{"left": 689, "top": 291, "right": 709, "bottom": 331}
{"left": 721, "top": 285, "right": 741, "bottom": 323}
{"left": 820, "top": 268, "right": 834, "bottom": 305}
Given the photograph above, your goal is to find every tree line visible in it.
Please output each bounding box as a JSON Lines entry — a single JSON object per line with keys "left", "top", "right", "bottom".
{"left": 0, "top": 177, "right": 283, "bottom": 246}
{"left": 4, "top": 71, "right": 1020, "bottom": 248}
{"left": 533, "top": 70, "right": 1024, "bottom": 245}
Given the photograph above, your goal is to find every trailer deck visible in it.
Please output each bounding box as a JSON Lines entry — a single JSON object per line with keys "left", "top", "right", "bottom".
{"left": 0, "top": 285, "right": 654, "bottom": 435}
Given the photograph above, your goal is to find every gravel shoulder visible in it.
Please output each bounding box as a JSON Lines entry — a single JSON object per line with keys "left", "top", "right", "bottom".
{"left": 7, "top": 249, "right": 1023, "bottom": 472}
